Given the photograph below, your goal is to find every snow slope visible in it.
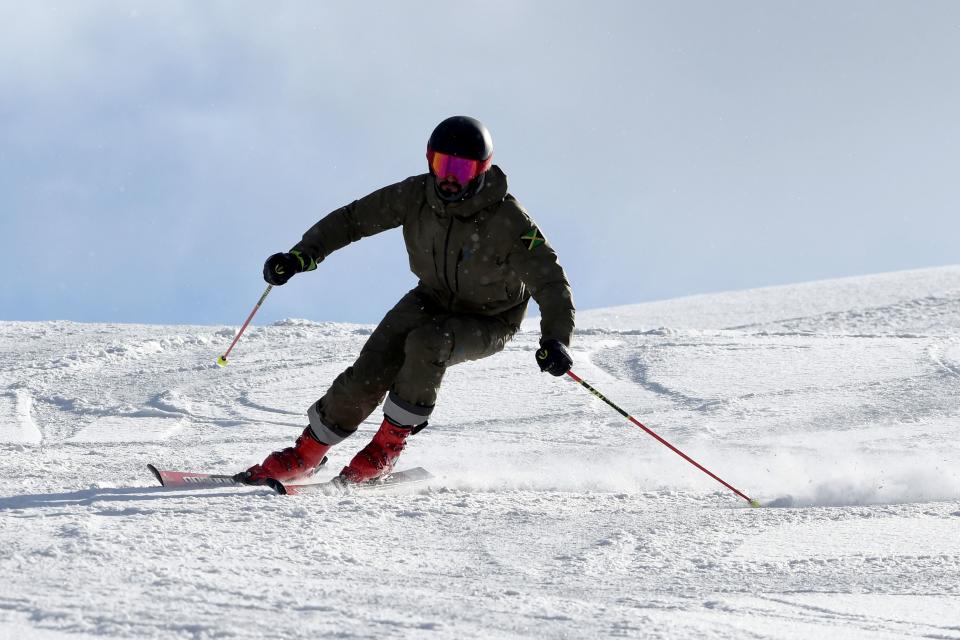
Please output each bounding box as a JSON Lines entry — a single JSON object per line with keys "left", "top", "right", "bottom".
{"left": 2, "top": 266, "right": 959, "bottom": 639}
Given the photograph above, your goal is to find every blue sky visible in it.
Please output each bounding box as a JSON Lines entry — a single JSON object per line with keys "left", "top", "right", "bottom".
{"left": 1, "top": 1, "right": 958, "bottom": 326}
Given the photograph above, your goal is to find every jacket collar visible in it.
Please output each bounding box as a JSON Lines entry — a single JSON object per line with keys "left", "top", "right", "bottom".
{"left": 426, "top": 165, "right": 509, "bottom": 218}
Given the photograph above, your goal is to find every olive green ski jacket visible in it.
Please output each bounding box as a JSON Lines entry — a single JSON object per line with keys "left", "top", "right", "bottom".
{"left": 291, "top": 166, "right": 575, "bottom": 346}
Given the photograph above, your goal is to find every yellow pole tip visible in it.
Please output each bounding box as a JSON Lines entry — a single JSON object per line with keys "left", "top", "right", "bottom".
{"left": 749, "top": 499, "right": 761, "bottom": 508}
{"left": 216, "top": 356, "right": 228, "bottom": 367}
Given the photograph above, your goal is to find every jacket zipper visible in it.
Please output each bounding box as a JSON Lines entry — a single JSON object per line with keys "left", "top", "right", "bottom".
{"left": 442, "top": 216, "right": 456, "bottom": 307}
{"left": 454, "top": 249, "right": 463, "bottom": 293}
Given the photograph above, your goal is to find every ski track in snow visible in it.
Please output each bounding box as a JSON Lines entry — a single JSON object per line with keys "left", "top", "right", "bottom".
{"left": 1, "top": 266, "right": 960, "bottom": 639}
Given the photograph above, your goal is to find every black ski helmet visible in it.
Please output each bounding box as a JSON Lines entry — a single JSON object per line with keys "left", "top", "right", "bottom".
{"left": 427, "top": 116, "right": 493, "bottom": 162}
{"left": 426, "top": 116, "right": 493, "bottom": 202}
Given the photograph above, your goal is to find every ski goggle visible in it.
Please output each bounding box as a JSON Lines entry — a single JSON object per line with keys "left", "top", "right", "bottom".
{"left": 427, "top": 148, "right": 492, "bottom": 186}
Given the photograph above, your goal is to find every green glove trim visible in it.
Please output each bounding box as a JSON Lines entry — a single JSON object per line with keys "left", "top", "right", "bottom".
{"left": 290, "top": 250, "right": 317, "bottom": 272}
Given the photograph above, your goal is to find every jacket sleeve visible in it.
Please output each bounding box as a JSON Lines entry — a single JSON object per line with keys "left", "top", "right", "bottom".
{"left": 290, "top": 176, "right": 419, "bottom": 267}
{"left": 507, "top": 215, "right": 576, "bottom": 347}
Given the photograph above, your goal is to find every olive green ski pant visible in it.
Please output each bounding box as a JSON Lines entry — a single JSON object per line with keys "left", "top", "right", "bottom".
{"left": 307, "top": 288, "right": 524, "bottom": 444}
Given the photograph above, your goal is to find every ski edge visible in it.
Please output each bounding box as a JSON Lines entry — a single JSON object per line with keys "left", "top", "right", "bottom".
{"left": 276, "top": 467, "right": 433, "bottom": 496}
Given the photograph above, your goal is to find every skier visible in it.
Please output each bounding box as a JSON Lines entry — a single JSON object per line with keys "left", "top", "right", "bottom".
{"left": 240, "top": 116, "right": 575, "bottom": 485}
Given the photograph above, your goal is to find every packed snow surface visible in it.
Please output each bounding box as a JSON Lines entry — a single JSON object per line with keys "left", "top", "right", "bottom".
{"left": 2, "top": 266, "right": 960, "bottom": 639}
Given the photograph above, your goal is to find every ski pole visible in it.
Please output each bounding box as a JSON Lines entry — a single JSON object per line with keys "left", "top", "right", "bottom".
{"left": 565, "top": 370, "right": 759, "bottom": 507}
{"left": 216, "top": 285, "right": 273, "bottom": 367}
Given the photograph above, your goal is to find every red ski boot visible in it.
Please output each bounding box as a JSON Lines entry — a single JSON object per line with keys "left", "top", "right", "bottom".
{"left": 241, "top": 426, "right": 331, "bottom": 484}
{"left": 339, "top": 418, "right": 413, "bottom": 483}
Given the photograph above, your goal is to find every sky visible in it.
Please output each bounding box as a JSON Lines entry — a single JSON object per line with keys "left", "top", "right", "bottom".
{"left": 1, "top": 1, "right": 958, "bottom": 326}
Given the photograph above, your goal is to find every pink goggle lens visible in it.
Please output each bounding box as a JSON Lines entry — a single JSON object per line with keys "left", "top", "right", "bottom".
{"left": 427, "top": 149, "right": 491, "bottom": 186}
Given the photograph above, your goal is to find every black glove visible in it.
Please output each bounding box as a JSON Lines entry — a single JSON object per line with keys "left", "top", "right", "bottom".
{"left": 536, "top": 339, "right": 573, "bottom": 376}
{"left": 263, "top": 252, "right": 301, "bottom": 286}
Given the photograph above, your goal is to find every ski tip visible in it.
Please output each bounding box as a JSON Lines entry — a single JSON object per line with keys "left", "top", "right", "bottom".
{"left": 146, "top": 464, "right": 164, "bottom": 486}
{"left": 264, "top": 478, "right": 288, "bottom": 495}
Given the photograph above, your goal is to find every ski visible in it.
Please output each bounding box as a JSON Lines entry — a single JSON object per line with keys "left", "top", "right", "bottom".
{"left": 270, "top": 466, "right": 433, "bottom": 496}
{"left": 147, "top": 464, "right": 247, "bottom": 489}
{"left": 147, "top": 456, "right": 328, "bottom": 490}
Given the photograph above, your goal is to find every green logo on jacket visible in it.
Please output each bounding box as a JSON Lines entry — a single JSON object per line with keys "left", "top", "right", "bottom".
{"left": 521, "top": 227, "right": 545, "bottom": 250}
